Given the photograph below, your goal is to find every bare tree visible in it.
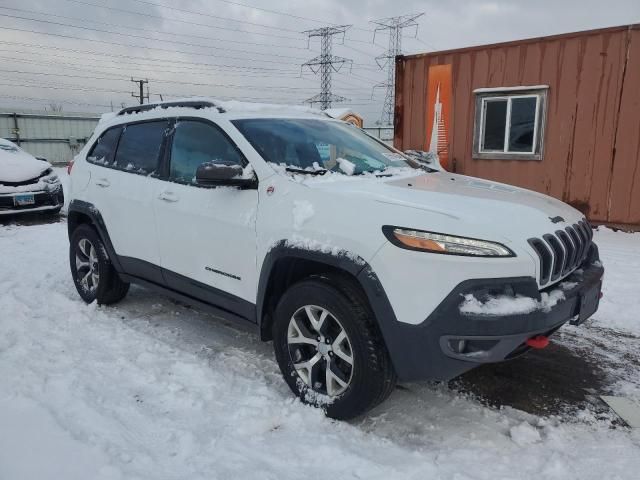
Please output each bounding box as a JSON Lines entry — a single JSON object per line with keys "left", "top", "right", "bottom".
{"left": 47, "top": 103, "right": 64, "bottom": 112}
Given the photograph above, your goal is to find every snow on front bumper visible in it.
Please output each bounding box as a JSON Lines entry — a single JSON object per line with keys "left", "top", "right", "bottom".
{"left": 378, "top": 247, "right": 603, "bottom": 382}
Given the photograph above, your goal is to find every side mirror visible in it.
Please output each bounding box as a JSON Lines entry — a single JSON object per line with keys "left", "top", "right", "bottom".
{"left": 195, "top": 162, "right": 257, "bottom": 189}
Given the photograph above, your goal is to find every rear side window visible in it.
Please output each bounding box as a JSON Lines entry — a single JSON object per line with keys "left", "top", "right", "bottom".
{"left": 114, "top": 121, "right": 167, "bottom": 174}
{"left": 169, "top": 120, "right": 244, "bottom": 184}
{"left": 87, "top": 127, "right": 121, "bottom": 166}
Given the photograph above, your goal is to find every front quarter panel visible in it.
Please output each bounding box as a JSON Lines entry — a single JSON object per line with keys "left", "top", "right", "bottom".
{"left": 255, "top": 176, "right": 387, "bottom": 272}
{"left": 369, "top": 241, "right": 537, "bottom": 325}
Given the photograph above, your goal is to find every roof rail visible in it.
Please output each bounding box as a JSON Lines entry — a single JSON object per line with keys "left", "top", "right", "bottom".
{"left": 117, "top": 100, "right": 225, "bottom": 116}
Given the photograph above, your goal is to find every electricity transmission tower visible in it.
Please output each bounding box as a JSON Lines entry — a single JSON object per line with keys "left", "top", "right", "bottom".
{"left": 371, "top": 13, "right": 424, "bottom": 125}
{"left": 131, "top": 78, "right": 150, "bottom": 105}
{"left": 302, "top": 26, "right": 353, "bottom": 110}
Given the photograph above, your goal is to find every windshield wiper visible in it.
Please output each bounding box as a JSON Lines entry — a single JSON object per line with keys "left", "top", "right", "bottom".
{"left": 285, "top": 167, "right": 328, "bottom": 176}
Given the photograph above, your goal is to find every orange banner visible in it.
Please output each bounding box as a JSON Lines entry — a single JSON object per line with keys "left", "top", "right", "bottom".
{"left": 425, "top": 64, "right": 452, "bottom": 170}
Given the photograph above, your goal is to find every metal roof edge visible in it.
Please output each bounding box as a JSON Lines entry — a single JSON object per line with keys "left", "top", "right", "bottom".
{"left": 402, "top": 23, "right": 640, "bottom": 60}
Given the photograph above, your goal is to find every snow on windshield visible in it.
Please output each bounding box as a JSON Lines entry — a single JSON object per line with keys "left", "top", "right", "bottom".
{"left": 232, "top": 118, "right": 422, "bottom": 177}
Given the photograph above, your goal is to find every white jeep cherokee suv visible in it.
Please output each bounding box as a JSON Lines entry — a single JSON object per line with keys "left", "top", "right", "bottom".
{"left": 67, "top": 99, "right": 604, "bottom": 419}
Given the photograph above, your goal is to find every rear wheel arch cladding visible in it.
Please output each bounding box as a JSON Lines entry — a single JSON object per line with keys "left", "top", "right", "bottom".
{"left": 67, "top": 200, "right": 123, "bottom": 273}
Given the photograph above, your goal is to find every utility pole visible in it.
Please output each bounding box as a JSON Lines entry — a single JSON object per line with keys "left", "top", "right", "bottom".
{"left": 302, "top": 26, "right": 353, "bottom": 110}
{"left": 371, "top": 14, "right": 424, "bottom": 126}
{"left": 131, "top": 78, "right": 149, "bottom": 105}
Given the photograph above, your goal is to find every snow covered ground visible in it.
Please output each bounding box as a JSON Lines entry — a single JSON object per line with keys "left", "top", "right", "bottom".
{"left": 1, "top": 203, "right": 639, "bottom": 479}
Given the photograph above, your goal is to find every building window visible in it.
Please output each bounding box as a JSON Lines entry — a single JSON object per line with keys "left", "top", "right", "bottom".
{"left": 473, "top": 86, "right": 547, "bottom": 160}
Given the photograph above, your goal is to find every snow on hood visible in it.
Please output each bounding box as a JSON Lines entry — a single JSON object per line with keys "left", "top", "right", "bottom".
{"left": 0, "top": 139, "right": 51, "bottom": 182}
{"left": 308, "top": 171, "right": 585, "bottom": 240}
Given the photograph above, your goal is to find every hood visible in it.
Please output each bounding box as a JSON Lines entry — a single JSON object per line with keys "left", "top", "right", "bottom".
{"left": 0, "top": 143, "right": 51, "bottom": 183}
{"left": 308, "top": 171, "right": 584, "bottom": 241}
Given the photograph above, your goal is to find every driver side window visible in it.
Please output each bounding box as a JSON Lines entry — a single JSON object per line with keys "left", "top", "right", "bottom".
{"left": 169, "top": 120, "right": 244, "bottom": 184}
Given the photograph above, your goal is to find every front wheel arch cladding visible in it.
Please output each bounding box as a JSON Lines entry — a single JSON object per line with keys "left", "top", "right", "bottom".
{"left": 256, "top": 242, "right": 404, "bottom": 373}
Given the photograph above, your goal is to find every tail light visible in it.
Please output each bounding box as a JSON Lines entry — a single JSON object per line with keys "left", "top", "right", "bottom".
{"left": 67, "top": 160, "right": 74, "bottom": 175}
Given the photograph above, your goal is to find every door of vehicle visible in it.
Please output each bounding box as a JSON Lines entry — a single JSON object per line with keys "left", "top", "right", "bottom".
{"left": 86, "top": 120, "right": 169, "bottom": 280}
{"left": 152, "top": 118, "right": 259, "bottom": 320}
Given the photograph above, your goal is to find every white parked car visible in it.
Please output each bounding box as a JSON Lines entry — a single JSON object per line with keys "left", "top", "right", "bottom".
{"left": 0, "top": 138, "right": 64, "bottom": 215}
{"left": 67, "top": 99, "right": 604, "bottom": 419}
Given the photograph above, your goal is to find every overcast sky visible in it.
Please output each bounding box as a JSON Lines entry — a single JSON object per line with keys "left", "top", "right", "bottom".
{"left": 0, "top": 0, "right": 637, "bottom": 124}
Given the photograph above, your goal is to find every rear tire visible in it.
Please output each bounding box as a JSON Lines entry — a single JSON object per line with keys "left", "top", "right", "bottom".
{"left": 70, "top": 224, "right": 129, "bottom": 305}
{"left": 272, "top": 274, "right": 396, "bottom": 420}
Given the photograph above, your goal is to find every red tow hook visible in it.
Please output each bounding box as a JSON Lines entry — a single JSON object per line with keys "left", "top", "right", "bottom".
{"left": 525, "top": 335, "right": 550, "bottom": 349}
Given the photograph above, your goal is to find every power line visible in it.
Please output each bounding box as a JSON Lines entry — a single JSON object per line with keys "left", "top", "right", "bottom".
{"left": 0, "top": 41, "right": 299, "bottom": 75}
{"left": 0, "top": 51, "right": 297, "bottom": 80}
{"left": 204, "top": 0, "right": 344, "bottom": 26}
{"left": 0, "top": 67, "right": 375, "bottom": 94}
{"left": 0, "top": 23, "right": 384, "bottom": 74}
{"left": 64, "top": 0, "right": 303, "bottom": 39}
{"left": 0, "top": 6, "right": 314, "bottom": 52}
{"left": 99, "top": 0, "right": 304, "bottom": 34}
{"left": 302, "top": 26, "right": 353, "bottom": 110}
{"left": 370, "top": 13, "right": 424, "bottom": 126}
{"left": 65, "top": 0, "right": 379, "bottom": 44}
{"left": 0, "top": 93, "right": 111, "bottom": 109}
{"left": 0, "top": 25, "right": 304, "bottom": 67}
{"left": 145, "top": 0, "right": 376, "bottom": 34}
{"left": 0, "top": 14, "right": 311, "bottom": 62}
{"left": 412, "top": 36, "right": 439, "bottom": 51}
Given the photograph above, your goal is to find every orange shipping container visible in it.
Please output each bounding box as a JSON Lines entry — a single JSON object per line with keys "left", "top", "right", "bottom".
{"left": 394, "top": 24, "right": 640, "bottom": 229}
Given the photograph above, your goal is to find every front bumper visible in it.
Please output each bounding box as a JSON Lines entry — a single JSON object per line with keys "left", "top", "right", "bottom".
{"left": 380, "top": 244, "right": 604, "bottom": 382}
{"left": 0, "top": 186, "right": 64, "bottom": 215}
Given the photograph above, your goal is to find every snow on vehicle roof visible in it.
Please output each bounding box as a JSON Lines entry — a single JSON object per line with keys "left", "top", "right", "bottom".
{"left": 324, "top": 107, "right": 357, "bottom": 119}
{"left": 110, "top": 97, "right": 328, "bottom": 123}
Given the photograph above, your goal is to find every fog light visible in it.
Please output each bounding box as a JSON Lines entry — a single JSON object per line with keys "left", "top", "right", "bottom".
{"left": 450, "top": 339, "right": 467, "bottom": 354}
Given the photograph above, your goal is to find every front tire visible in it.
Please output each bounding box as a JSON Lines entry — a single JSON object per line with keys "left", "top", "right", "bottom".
{"left": 273, "top": 275, "right": 396, "bottom": 420}
{"left": 70, "top": 224, "right": 129, "bottom": 304}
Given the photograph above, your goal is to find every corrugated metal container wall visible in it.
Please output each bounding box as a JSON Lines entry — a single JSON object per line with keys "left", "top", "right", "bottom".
{"left": 0, "top": 112, "right": 99, "bottom": 165}
{"left": 394, "top": 24, "right": 640, "bottom": 227}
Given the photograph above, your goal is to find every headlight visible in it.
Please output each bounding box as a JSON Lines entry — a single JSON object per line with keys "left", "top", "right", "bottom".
{"left": 383, "top": 226, "right": 514, "bottom": 257}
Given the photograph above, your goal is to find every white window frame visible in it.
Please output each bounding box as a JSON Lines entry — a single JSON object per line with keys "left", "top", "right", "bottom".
{"left": 473, "top": 86, "right": 547, "bottom": 161}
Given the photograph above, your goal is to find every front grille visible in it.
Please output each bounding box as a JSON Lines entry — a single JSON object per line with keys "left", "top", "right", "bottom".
{"left": 528, "top": 220, "right": 593, "bottom": 287}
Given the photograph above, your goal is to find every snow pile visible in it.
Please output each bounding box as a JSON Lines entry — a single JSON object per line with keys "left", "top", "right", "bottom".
{"left": 292, "top": 200, "right": 314, "bottom": 230}
{"left": 240, "top": 163, "right": 255, "bottom": 179}
{"left": 592, "top": 227, "right": 640, "bottom": 335}
{"left": 460, "top": 289, "right": 565, "bottom": 316}
{"left": 509, "top": 422, "right": 542, "bottom": 446}
{"left": 284, "top": 235, "right": 365, "bottom": 265}
{"left": 269, "top": 162, "right": 424, "bottom": 185}
{"left": 1, "top": 222, "right": 640, "bottom": 479}
{"left": 337, "top": 157, "right": 356, "bottom": 175}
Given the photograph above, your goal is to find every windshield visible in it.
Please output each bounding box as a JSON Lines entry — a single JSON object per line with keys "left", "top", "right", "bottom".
{"left": 232, "top": 118, "right": 419, "bottom": 175}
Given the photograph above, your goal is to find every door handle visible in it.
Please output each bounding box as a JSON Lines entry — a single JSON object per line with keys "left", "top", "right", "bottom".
{"left": 95, "top": 178, "right": 110, "bottom": 188}
{"left": 158, "top": 191, "right": 179, "bottom": 202}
